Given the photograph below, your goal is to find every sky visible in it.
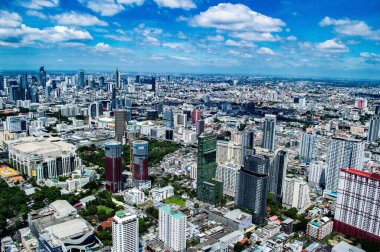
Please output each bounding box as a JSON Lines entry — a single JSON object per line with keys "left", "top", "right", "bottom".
{"left": 0, "top": 0, "right": 379, "bottom": 79}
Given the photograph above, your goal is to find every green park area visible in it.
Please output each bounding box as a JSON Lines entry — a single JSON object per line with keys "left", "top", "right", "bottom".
{"left": 164, "top": 196, "right": 186, "bottom": 207}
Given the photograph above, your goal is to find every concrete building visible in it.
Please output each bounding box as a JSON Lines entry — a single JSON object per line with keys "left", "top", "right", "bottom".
{"left": 105, "top": 142, "right": 122, "bottom": 193}
{"left": 114, "top": 110, "right": 127, "bottom": 144}
{"left": 334, "top": 168, "right": 380, "bottom": 243}
{"left": 132, "top": 140, "right": 150, "bottom": 189}
{"left": 261, "top": 114, "right": 276, "bottom": 151}
{"left": 215, "top": 162, "right": 240, "bottom": 197}
{"left": 125, "top": 188, "right": 145, "bottom": 205}
{"left": 159, "top": 204, "right": 187, "bottom": 252}
{"left": 216, "top": 141, "right": 242, "bottom": 166}
{"left": 299, "top": 132, "right": 317, "bottom": 163}
{"left": 306, "top": 217, "right": 333, "bottom": 240}
{"left": 112, "top": 210, "right": 139, "bottom": 252}
{"left": 332, "top": 241, "right": 365, "bottom": 252}
{"left": 6, "top": 115, "right": 28, "bottom": 133}
{"left": 282, "top": 177, "right": 311, "bottom": 212}
{"left": 151, "top": 185, "right": 174, "bottom": 202}
{"left": 368, "top": 116, "right": 380, "bottom": 142}
{"left": 308, "top": 161, "right": 326, "bottom": 188}
{"left": 325, "top": 137, "right": 364, "bottom": 193}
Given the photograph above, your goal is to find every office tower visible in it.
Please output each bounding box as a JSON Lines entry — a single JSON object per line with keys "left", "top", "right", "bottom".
{"left": 367, "top": 116, "right": 380, "bottom": 142}
{"left": 241, "top": 127, "right": 255, "bottom": 166}
{"left": 159, "top": 204, "right": 187, "bottom": 252}
{"left": 45, "top": 86, "right": 51, "bottom": 99}
{"left": 155, "top": 102, "right": 164, "bottom": 114}
{"left": 29, "top": 84, "right": 39, "bottom": 103}
{"left": 165, "top": 129, "right": 174, "bottom": 140}
{"left": 299, "top": 132, "right": 317, "bottom": 163}
{"left": 151, "top": 77, "right": 156, "bottom": 91}
{"left": 19, "top": 72, "right": 28, "bottom": 89}
{"left": 196, "top": 120, "right": 205, "bottom": 136}
{"left": 216, "top": 140, "right": 242, "bottom": 166}
{"left": 334, "top": 169, "right": 380, "bottom": 242}
{"left": 135, "top": 75, "right": 140, "bottom": 84}
{"left": 114, "top": 110, "right": 127, "bottom": 143}
{"left": 99, "top": 76, "right": 105, "bottom": 87}
{"left": 39, "top": 66, "right": 46, "bottom": 87}
{"left": 112, "top": 211, "right": 139, "bottom": 252}
{"left": 116, "top": 67, "right": 121, "bottom": 89}
{"left": 215, "top": 162, "right": 240, "bottom": 197}
{"left": 132, "top": 140, "right": 149, "bottom": 183}
{"left": 237, "top": 154, "right": 268, "bottom": 224}
{"left": 282, "top": 177, "right": 311, "bottom": 212}
{"left": 261, "top": 114, "right": 276, "bottom": 151}
{"left": 191, "top": 109, "right": 202, "bottom": 124}
{"left": 308, "top": 161, "right": 326, "bottom": 188}
{"left": 196, "top": 134, "right": 223, "bottom": 205}
{"left": 163, "top": 109, "right": 174, "bottom": 128}
{"left": 89, "top": 102, "right": 104, "bottom": 118}
{"left": 0, "top": 75, "right": 3, "bottom": 91}
{"left": 78, "top": 70, "right": 85, "bottom": 88}
{"left": 269, "top": 149, "right": 287, "bottom": 203}
{"left": 105, "top": 142, "right": 122, "bottom": 193}
{"left": 325, "top": 137, "right": 364, "bottom": 193}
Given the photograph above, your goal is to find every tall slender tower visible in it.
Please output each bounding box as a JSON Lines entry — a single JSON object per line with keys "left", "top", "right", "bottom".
{"left": 112, "top": 210, "right": 139, "bottom": 252}
{"left": 39, "top": 66, "right": 46, "bottom": 87}
{"left": 114, "top": 110, "right": 127, "bottom": 144}
{"left": 105, "top": 142, "right": 122, "bottom": 193}
{"left": 116, "top": 67, "right": 121, "bottom": 89}
{"left": 132, "top": 140, "right": 149, "bottom": 187}
{"left": 159, "top": 205, "right": 187, "bottom": 252}
{"left": 299, "top": 132, "right": 318, "bottom": 163}
{"left": 261, "top": 114, "right": 276, "bottom": 151}
{"left": 368, "top": 116, "right": 380, "bottom": 142}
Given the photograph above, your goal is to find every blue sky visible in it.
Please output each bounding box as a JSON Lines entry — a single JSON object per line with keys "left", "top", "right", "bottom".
{"left": 0, "top": 0, "right": 379, "bottom": 79}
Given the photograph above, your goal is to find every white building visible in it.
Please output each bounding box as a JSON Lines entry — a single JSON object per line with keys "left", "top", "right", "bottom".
{"left": 306, "top": 217, "right": 333, "bottom": 240}
{"left": 125, "top": 188, "right": 145, "bottom": 205}
{"left": 159, "top": 204, "right": 187, "bottom": 252}
{"left": 215, "top": 162, "right": 240, "bottom": 197}
{"left": 6, "top": 115, "right": 28, "bottom": 133}
{"left": 151, "top": 185, "right": 174, "bottom": 202}
{"left": 308, "top": 161, "right": 325, "bottom": 188}
{"left": 283, "top": 177, "right": 311, "bottom": 212}
{"left": 325, "top": 137, "right": 364, "bottom": 193}
{"left": 216, "top": 141, "right": 242, "bottom": 166}
{"left": 112, "top": 211, "right": 139, "bottom": 252}
{"left": 299, "top": 132, "right": 317, "bottom": 163}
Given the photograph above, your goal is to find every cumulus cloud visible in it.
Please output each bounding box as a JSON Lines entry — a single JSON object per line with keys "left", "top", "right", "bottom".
{"left": 0, "top": 10, "right": 22, "bottom": 27}
{"left": 360, "top": 52, "right": 380, "bottom": 64}
{"left": 154, "top": 0, "right": 196, "bottom": 10}
{"left": 230, "top": 31, "right": 278, "bottom": 42}
{"left": 225, "top": 39, "right": 255, "bottom": 48}
{"left": 287, "top": 35, "right": 297, "bottom": 41}
{"left": 105, "top": 34, "right": 131, "bottom": 41}
{"left": 207, "top": 35, "right": 224, "bottom": 41}
{"left": 19, "top": 0, "right": 59, "bottom": 9}
{"left": 316, "top": 39, "right": 349, "bottom": 53}
{"left": 320, "top": 16, "right": 380, "bottom": 41}
{"left": 176, "top": 16, "right": 188, "bottom": 22}
{"left": 52, "top": 11, "right": 108, "bottom": 26}
{"left": 191, "top": 3, "right": 285, "bottom": 32}
{"left": 257, "top": 47, "right": 275, "bottom": 55}
{"left": 26, "top": 10, "right": 47, "bottom": 19}
{"left": 79, "top": 0, "right": 143, "bottom": 16}
{"left": 133, "top": 23, "right": 163, "bottom": 46}
{"left": 94, "top": 42, "right": 111, "bottom": 52}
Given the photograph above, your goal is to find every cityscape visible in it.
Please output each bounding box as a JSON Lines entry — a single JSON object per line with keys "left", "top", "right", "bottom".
{"left": 0, "top": 1, "right": 380, "bottom": 252}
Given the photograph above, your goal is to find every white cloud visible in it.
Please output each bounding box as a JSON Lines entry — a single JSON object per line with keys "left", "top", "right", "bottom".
{"left": 287, "top": 35, "right": 297, "bottom": 41}
{"left": 360, "top": 52, "right": 380, "bottom": 64}
{"left": 177, "top": 31, "right": 186, "bottom": 39}
{"left": 133, "top": 23, "right": 163, "bottom": 46}
{"left": 94, "top": 42, "right": 111, "bottom": 52}
{"left": 176, "top": 16, "right": 188, "bottom": 22}
{"left": 104, "top": 34, "right": 131, "bottom": 41}
{"left": 162, "top": 42, "right": 183, "bottom": 49}
{"left": 225, "top": 39, "right": 255, "bottom": 48}
{"left": 230, "top": 31, "right": 278, "bottom": 42}
{"left": 19, "top": 0, "right": 59, "bottom": 9}
{"left": 26, "top": 10, "right": 47, "bottom": 19}
{"left": 0, "top": 10, "right": 22, "bottom": 28}
{"left": 257, "top": 47, "right": 275, "bottom": 55}
{"left": 207, "top": 35, "right": 224, "bottom": 41}
{"left": 154, "top": 0, "right": 196, "bottom": 10}
{"left": 316, "top": 39, "right": 349, "bottom": 53}
{"left": 191, "top": 3, "right": 285, "bottom": 32}
{"left": 52, "top": 11, "right": 108, "bottom": 26}
{"left": 79, "top": 0, "right": 143, "bottom": 16}
{"left": 320, "top": 16, "right": 380, "bottom": 41}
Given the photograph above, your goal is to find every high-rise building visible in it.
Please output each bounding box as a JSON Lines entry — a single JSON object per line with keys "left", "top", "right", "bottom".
{"left": 334, "top": 168, "right": 380, "bottom": 243}
{"left": 196, "top": 134, "right": 223, "bottom": 205}
{"left": 299, "top": 132, "right": 317, "bottom": 163}
{"left": 237, "top": 154, "right": 268, "bottom": 224}
{"left": 19, "top": 72, "right": 28, "bottom": 89}
{"left": 367, "top": 116, "right": 380, "bottom": 142}
{"left": 325, "top": 137, "right": 364, "bottom": 193}
{"left": 308, "top": 161, "right": 326, "bottom": 188}
{"left": 240, "top": 127, "right": 255, "bottom": 166}
{"left": 105, "top": 142, "right": 122, "bottom": 193}
{"left": 114, "top": 110, "right": 127, "bottom": 143}
{"left": 0, "top": 75, "right": 4, "bottom": 91}
{"left": 282, "top": 177, "right": 311, "bottom": 212}
{"left": 151, "top": 77, "right": 156, "bottom": 91}
{"left": 78, "top": 70, "right": 85, "bottom": 88}
{"left": 116, "top": 67, "right": 121, "bottom": 89}
{"left": 191, "top": 109, "right": 202, "bottom": 124}
{"left": 89, "top": 102, "right": 104, "bottom": 118}
{"left": 195, "top": 120, "right": 205, "bottom": 136}
{"left": 269, "top": 149, "right": 287, "bottom": 203}
{"left": 215, "top": 162, "right": 240, "bottom": 198}
{"left": 163, "top": 109, "right": 174, "bottom": 128}
{"left": 132, "top": 140, "right": 149, "bottom": 184}
{"left": 112, "top": 210, "right": 139, "bottom": 252}
{"left": 39, "top": 66, "right": 46, "bottom": 87}
{"left": 158, "top": 204, "right": 187, "bottom": 252}
{"left": 261, "top": 114, "right": 276, "bottom": 151}
{"left": 354, "top": 98, "right": 367, "bottom": 109}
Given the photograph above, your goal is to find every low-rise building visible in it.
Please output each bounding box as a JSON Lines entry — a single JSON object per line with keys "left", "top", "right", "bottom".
{"left": 306, "top": 217, "right": 333, "bottom": 240}
{"left": 151, "top": 185, "right": 174, "bottom": 202}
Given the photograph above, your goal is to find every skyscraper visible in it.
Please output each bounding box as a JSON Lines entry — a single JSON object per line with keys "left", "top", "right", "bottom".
{"left": 367, "top": 116, "right": 380, "bottom": 142}
{"left": 78, "top": 70, "right": 85, "bottom": 88}
{"left": 195, "top": 120, "right": 205, "bottom": 136}
{"left": 151, "top": 77, "right": 156, "bottom": 91}
{"left": 116, "top": 67, "right": 121, "bottom": 89}
{"left": 191, "top": 109, "right": 202, "bottom": 124}
{"left": 237, "top": 154, "right": 268, "bottom": 224}
{"left": 282, "top": 177, "right": 311, "bottom": 212}
{"left": 196, "top": 134, "right": 223, "bottom": 205}
{"left": 334, "top": 169, "right": 380, "bottom": 243}
{"left": 0, "top": 75, "right": 4, "bottom": 91}
{"left": 325, "top": 137, "right": 364, "bottom": 193}
{"left": 269, "top": 149, "right": 287, "bottom": 203}
{"left": 132, "top": 140, "right": 149, "bottom": 184}
{"left": 105, "top": 142, "right": 122, "bottom": 193}
{"left": 158, "top": 204, "right": 187, "bottom": 252}
{"left": 299, "top": 132, "right": 317, "bottom": 163}
{"left": 241, "top": 127, "right": 255, "bottom": 166}
{"left": 112, "top": 210, "right": 139, "bottom": 252}
{"left": 19, "top": 72, "right": 28, "bottom": 89}
{"left": 39, "top": 66, "right": 46, "bottom": 87}
{"left": 114, "top": 110, "right": 127, "bottom": 143}
{"left": 261, "top": 114, "right": 276, "bottom": 151}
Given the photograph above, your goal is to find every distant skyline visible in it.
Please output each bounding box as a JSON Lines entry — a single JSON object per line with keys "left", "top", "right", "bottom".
{"left": 0, "top": 0, "right": 379, "bottom": 79}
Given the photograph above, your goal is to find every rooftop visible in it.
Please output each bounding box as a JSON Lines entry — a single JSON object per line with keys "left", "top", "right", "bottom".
{"left": 159, "top": 204, "right": 186, "bottom": 219}
{"left": 45, "top": 219, "right": 90, "bottom": 240}
{"left": 342, "top": 168, "right": 380, "bottom": 181}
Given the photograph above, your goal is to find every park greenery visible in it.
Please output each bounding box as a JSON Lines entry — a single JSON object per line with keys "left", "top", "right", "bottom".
{"left": 163, "top": 196, "right": 186, "bottom": 207}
